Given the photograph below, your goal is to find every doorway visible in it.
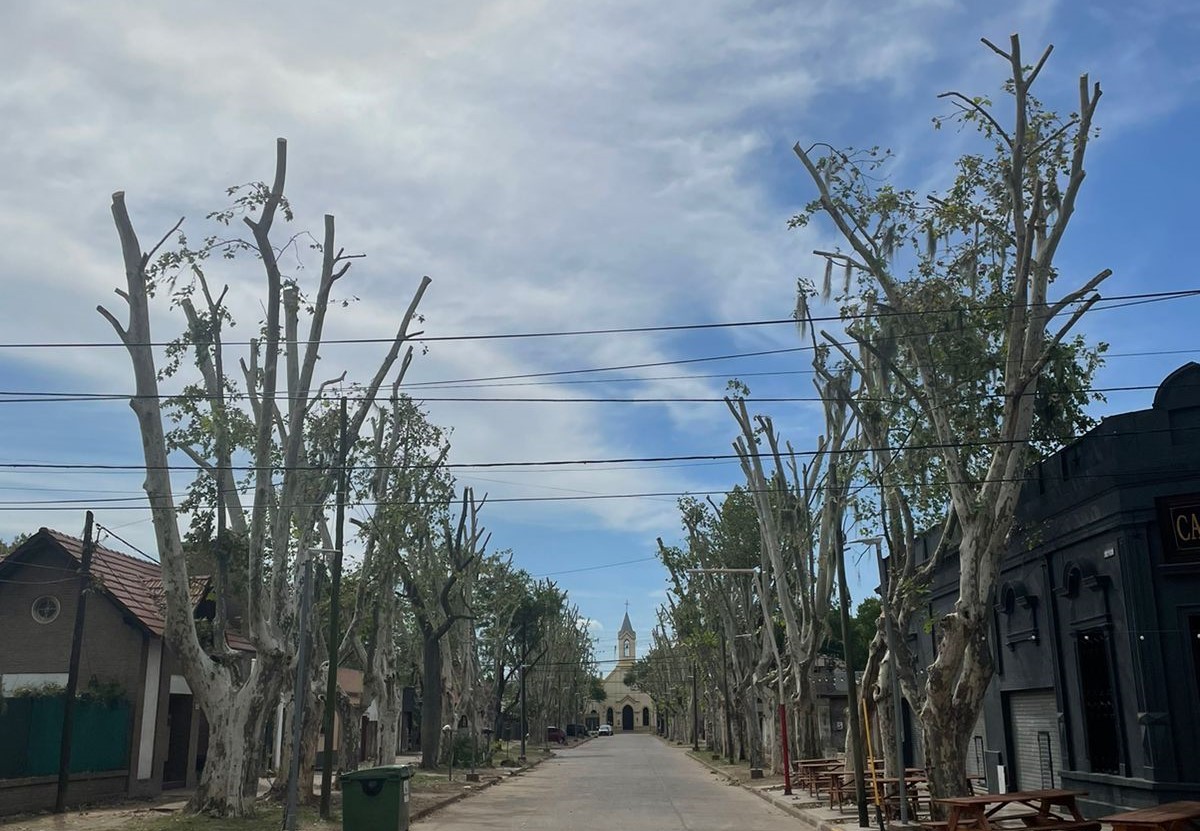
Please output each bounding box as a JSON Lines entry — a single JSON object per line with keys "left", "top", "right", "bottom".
{"left": 621, "top": 705, "right": 634, "bottom": 731}
{"left": 162, "top": 694, "right": 193, "bottom": 788}
{"left": 1077, "top": 629, "right": 1120, "bottom": 774}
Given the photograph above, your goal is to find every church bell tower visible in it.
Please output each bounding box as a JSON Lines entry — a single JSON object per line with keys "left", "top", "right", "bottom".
{"left": 617, "top": 609, "right": 636, "bottom": 667}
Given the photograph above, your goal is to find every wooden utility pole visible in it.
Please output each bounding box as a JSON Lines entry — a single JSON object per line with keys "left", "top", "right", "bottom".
{"left": 320, "top": 398, "right": 349, "bottom": 819}
{"left": 55, "top": 511, "right": 95, "bottom": 814}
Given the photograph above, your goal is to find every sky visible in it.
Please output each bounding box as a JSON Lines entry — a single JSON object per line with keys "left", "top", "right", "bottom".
{"left": 2, "top": 1, "right": 1199, "bottom": 668}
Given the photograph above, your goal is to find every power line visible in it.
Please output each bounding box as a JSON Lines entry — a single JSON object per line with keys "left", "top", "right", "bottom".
{"left": 533, "top": 556, "right": 661, "bottom": 578}
{"left": 3, "top": 380, "right": 1200, "bottom": 406}
{"left": 5, "top": 419, "right": 1200, "bottom": 473}
{"left": 2, "top": 460, "right": 1198, "bottom": 512}
{"left": 0, "top": 287, "right": 1193, "bottom": 351}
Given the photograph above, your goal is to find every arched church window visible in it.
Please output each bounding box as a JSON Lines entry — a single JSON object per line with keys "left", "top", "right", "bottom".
{"left": 623, "top": 640, "right": 630, "bottom": 657}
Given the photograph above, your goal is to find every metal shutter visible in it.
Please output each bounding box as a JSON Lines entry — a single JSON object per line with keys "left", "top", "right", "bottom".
{"left": 1009, "top": 690, "right": 1060, "bottom": 790}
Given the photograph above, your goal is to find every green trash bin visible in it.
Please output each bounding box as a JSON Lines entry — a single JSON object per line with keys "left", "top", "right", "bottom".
{"left": 341, "top": 765, "right": 413, "bottom": 831}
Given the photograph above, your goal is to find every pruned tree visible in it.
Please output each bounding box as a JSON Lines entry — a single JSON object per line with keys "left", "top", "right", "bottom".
{"left": 342, "top": 388, "right": 448, "bottom": 767}
{"left": 100, "top": 138, "right": 430, "bottom": 815}
{"left": 792, "top": 35, "right": 1108, "bottom": 799}
{"left": 724, "top": 338, "right": 857, "bottom": 760}
{"left": 386, "top": 487, "right": 487, "bottom": 769}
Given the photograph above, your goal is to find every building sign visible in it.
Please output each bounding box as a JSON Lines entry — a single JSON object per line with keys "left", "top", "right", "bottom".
{"left": 1156, "top": 495, "right": 1200, "bottom": 561}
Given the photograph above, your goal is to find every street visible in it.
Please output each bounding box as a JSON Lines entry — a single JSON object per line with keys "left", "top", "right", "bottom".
{"left": 414, "top": 734, "right": 793, "bottom": 831}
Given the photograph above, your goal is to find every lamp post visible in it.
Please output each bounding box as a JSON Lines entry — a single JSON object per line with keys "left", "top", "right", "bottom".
{"left": 854, "top": 536, "right": 908, "bottom": 826}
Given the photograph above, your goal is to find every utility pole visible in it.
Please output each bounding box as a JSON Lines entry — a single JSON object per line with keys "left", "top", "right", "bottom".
{"left": 55, "top": 511, "right": 95, "bottom": 814}
{"left": 841, "top": 533, "right": 870, "bottom": 827}
{"left": 691, "top": 661, "right": 699, "bottom": 751}
{"left": 320, "top": 398, "right": 349, "bottom": 820}
{"left": 720, "top": 628, "right": 734, "bottom": 765}
{"left": 519, "top": 621, "right": 527, "bottom": 763}
{"left": 284, "top": 556, "right": 314, "bottom": 831}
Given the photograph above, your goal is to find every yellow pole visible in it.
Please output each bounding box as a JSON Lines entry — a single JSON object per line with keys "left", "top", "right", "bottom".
{"left": 862, "top": 698, "right": 881, "bottom": 807}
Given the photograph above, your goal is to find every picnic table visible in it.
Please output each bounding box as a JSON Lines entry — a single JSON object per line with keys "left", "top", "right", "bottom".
{"left": 931, "top": 788, "right": 1099, "bottom": 831}
{"left": 1101, "top": 801, "right": 1200, "bottom": 831}
{"left": 793, "top": 759, "right": 842, "bottom": 794}
{"left": 876, "top": 773, "right": 929, "bottom": 819}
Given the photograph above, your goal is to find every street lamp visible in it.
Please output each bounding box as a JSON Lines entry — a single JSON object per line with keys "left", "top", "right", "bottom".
{"left": 849, "top": 536, "right": 909, "bottom": 827}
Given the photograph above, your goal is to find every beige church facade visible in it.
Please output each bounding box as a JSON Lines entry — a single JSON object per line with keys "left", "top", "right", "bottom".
{"left": 593, "top": 613, "right": 656, "bottom": 732}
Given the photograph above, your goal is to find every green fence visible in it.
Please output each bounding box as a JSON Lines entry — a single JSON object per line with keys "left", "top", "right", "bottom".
{"left": 0, "top": 696, "right": 131, "bottom": 778}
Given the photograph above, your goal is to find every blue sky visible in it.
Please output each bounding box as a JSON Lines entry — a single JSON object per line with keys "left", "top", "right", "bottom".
{"left": 2, "top": 1, "right": 1199, "bottom": 665}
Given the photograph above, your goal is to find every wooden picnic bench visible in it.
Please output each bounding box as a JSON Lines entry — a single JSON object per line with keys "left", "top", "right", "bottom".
{"left": 1101, "top": 801, "right": 1200, "bottom": 831}
{"left": 930, "top": 789, "right": 1099, "bottom": 831}
{"left": 792, "top": 759, "right": 842, "bottom": 795}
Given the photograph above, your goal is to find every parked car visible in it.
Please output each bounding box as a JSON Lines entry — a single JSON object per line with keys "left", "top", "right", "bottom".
{"left": 546, "top": 726, "right": 567, "bottom": 744}
{"left": 597, "top": 724, "right": 613, "bottom": 736}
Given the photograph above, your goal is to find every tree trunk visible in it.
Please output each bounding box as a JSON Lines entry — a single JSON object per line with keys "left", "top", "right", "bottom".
{"left": 793, "top": 674, "right": 821, "bottom": 760}
{"left": 420, "top": 635, "right": 444, "bottom": 768}
{"left": 337, "top": 689, "right": 364, "bottom": 773}
{"left": 921, "top": 605, "right": 993, "bottom": 806}
{"left": 188, "top": 670, "right": 279, "bottom": 815}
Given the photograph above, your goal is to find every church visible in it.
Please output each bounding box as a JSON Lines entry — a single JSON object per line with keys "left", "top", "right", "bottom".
{"left": 593, "top": 612, "right": 656, "bottom": 732}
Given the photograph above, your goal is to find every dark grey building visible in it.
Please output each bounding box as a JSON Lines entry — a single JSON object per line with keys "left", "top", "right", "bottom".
{"left": 907, "top": 363, "right": 1200, "bottom": 815}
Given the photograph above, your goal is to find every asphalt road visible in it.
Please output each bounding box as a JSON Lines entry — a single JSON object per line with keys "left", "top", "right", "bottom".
{"left": 412, "top": 733, "right": 793, "bottom": 830}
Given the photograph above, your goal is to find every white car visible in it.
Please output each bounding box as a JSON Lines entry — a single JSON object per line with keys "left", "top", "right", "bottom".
{"left": 598, "top": 724, "right": 613, "bottom": 736}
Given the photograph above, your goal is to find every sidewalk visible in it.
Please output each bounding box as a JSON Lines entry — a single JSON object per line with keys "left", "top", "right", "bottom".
{"left": 678, "top": 744, "right": 886, "bottom": 831}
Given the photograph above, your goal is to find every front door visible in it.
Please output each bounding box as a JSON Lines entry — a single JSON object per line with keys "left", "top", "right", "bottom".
{"left": 621, "top": 705, "right": 634, "bottom": 731}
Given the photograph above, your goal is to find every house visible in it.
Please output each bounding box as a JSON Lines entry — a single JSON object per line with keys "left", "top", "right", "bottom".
{"left": 0, "top": 528, "right": 248, "bottom": 814}
{"left": 904, "top": 364, "right": 1200, "bottom": 814}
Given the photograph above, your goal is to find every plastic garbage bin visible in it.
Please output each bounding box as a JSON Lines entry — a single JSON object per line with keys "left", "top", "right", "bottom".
{"left": 341, "top": 765, "right": 413, "bottom": 831}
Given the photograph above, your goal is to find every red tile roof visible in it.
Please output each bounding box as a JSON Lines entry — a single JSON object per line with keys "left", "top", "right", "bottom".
{"left": 2, "top": 528, "right": 253, "bottom": 652}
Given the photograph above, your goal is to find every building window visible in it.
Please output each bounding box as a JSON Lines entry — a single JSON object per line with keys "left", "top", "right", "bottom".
{"left": 642, "top": 707, "right": 650, "bottom": 726}
{"left": 623, "top": 640, "right": 630, "bottom": 657}
{"left": 31, "top": 595, "right": 60, "bottom": 624}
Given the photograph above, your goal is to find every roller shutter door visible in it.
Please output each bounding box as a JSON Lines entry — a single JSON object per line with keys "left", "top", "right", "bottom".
{"left": 1009, "top": 690, "right": 1060, "bottom": 790}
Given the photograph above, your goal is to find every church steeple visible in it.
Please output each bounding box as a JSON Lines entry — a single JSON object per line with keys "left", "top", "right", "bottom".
{"left": 618, "top": 611, "right": 634, "bottom": 637}
{"left": 617, "top": 606, "right": 636, "bottom": 666}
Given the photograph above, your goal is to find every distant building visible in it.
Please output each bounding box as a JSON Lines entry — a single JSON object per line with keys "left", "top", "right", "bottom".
{"left": 596, "top": 613, "right": 656, "bottom": 731}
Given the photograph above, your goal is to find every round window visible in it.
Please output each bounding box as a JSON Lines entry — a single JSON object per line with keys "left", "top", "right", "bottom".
{"left": 31, "top": 595, "right": 61, "bottom": 624}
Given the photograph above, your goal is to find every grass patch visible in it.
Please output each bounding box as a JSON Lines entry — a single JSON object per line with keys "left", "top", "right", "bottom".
{"left": 131, "top": 806, "right": 338, "bottom": 831}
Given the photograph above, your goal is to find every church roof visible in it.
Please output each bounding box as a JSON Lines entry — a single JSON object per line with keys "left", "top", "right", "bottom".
{"left": 618, "top": 611, "right": 634, "bottom": 636}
